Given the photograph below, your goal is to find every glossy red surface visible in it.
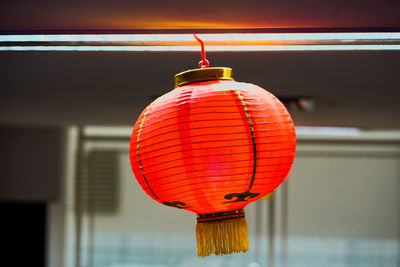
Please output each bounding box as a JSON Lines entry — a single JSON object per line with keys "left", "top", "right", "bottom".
{"left": 130, "top": 79, "right": 296, "bottom": 214}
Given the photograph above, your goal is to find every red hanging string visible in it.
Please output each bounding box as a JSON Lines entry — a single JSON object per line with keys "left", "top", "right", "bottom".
{"left": 194, "top": 34, "right": 210, "bottom": 69}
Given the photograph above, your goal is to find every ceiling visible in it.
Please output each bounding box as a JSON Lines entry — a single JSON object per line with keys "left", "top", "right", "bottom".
{"left": 1, "top": 0, "right": 399, "bottom": 129}
{"left": 1, "top": 50, "right": 399, "bottom": 129}
{"left": 1, "top": 0, "right": 400, "bottom": 32}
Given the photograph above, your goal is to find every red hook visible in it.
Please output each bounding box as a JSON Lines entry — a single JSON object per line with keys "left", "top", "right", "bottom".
{"left": 193, "top": 34, "right": 210, "bottom": 68}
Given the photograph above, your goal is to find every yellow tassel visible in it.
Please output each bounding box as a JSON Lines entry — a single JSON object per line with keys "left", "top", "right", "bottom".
{"left": 196, "top": 210, "right": 249, "bottom": 257}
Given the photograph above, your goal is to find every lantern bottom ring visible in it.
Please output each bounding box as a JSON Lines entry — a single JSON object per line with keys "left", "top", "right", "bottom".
{"left": 197, "top": 209, "right": 245, "bottom": 223}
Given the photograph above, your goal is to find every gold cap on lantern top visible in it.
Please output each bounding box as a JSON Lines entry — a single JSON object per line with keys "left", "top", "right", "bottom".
{"left": 174, "top": 67, "right": 233, "bottom": 87}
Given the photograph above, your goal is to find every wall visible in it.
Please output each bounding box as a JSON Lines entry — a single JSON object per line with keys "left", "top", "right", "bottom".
{"left": 60, "top": 128, "right": 399, "bottom": 266}
{"left": 0, "top": 126, "right": 62, "bottom": 201}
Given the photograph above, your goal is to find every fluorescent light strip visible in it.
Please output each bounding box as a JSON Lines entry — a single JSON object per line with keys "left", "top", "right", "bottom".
{"left": 295, "top": 126, "right": 361, "bottom": 136}
{"left": 1, "top": 45, "right": 400, "bottom": 51}
{"left": 82, "top": 125, "right": 400, "bottom": 140}
{"left": 83, "top": 125, "right": 363, "bottom": 138}
{"left": 1, "top": 33, "right": 400, "bottom": 42}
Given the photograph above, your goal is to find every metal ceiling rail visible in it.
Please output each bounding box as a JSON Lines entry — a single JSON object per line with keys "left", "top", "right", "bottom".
{"left": 1, "top": 32, "right": 400, "bottom": 51}
{"left": 1, "top": 27, "right": 400, "bottom": 35}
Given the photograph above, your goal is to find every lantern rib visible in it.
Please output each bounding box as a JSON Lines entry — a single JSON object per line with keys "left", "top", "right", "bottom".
{"left": 173, "top": 185, "right": 284, "bottom": 203}
{"left": 140, "top": 104, "right": 287, "bottom": 123}
{"left": 142, "top": 158, "right": 293, "bottom": 177}
{"left": 130, "top": 148, "right": 293, "bottom": 167}
{"left": 136, "top": 119, "right": 293, "bottom": 142}
{"left": 141, "top": 108, "right": 288, "bottom": 125}
{"left": 140, "top": 162, "right": 293, "bottom": 186}
{"left": 134, "top": 129, "right": 294, "bottom": 150}
{"left": 178, "top": 184, "right": 282, "bottom": 202}
{"left": 164, "top": 184, "right": 282, "bottom": 203}
{"left": 187, "top": 200, "right": 277, "bottom": 211}
{"left": 147, "top": 101, "right": 286, "bottom": 115}
{"left": 165, "top": 185, "right": 280, "bottom": 203}
{"left": 156, "top": 98, "right": 282, "bottom": 107}
{"left": 137, "top": 161, "right": 293, "bottom": 185}
{"left": 138, "top": 145, "right": 294, "bottom": 163}
{"left": 136, "top": 132, "right": 294, "bottom": 153}
{"left": 166, "top": 189, "right": 271, "bottom": 204}
{"left": 143, "top": 157, "right": 294, "bottom": 183}
{"left": 138, "top": 121, "right": 293, "bottom": 142}
{"left": 149, "top": 182, "right": 278, "bottom": 199}
{"left": 144, "top": 92, "right": 283, "bottom": 109}
{"left": 138, "top": 140, "right": 294, "bottom": 161}
{"left": 140, "top": 113, "right": 291, "bottom": 130}
{"left": 133, "top": 152, "right": 294, "bottom": 171}
{"left": 145, "top": 176, "right": 290, "bottom": 199}
{"left": 142, "top": 166, "right": 292, "bottom": 189}
{"left": 157, "top": 87, "right": 270, "bottom": 102}
{"left": 137, "top": 134, "right": 293, "bottom": 156}
{"left": 136, "top": 145, "right": 293, "bottom": 169}
{"left": 144, "top": 178, "right": 286, "bottom": 197}
{"left": 148, "top": 104, "right": 286, "bottom": 117}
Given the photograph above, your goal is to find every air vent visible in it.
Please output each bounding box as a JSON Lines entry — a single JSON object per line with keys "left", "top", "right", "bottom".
{"left": 81, "top": 150, "right": 120, "bottom": 215}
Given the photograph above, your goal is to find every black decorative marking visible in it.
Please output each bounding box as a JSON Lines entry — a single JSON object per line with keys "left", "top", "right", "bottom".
{"left": 136, "top": 104, "right": 160, "bottom": 200}
{"left": 233, "top": 89, "right": 257, "bottom": 190}
{"left": 162, "top": 201, "right": 190, "bottom": 209}
{"left": 224, "top": 191, "right": 260, "bottom": 203}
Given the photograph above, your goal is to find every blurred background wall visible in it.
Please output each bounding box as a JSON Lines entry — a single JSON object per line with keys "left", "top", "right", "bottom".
{"left": 0, "top": 50, "right": 399, "bottom": 267}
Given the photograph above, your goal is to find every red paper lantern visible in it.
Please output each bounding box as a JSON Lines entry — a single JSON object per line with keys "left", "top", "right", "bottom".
{"left": 130, "top": 67, "right": 296, "bottom": 256}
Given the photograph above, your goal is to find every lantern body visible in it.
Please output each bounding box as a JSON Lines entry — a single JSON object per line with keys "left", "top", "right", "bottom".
{"left": 129, "top": 79, "right": 296, "bottom": 215}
